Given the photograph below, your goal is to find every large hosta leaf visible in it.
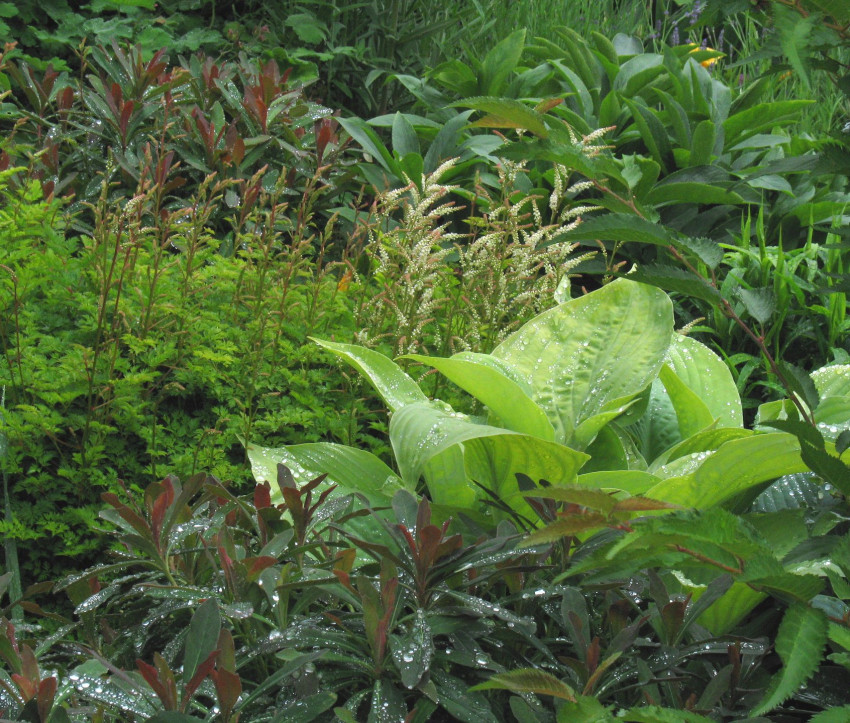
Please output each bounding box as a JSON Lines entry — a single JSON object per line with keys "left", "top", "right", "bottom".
{"left": 311, "top": 338, "right": 427, "bottom": 412}
{"left": 402, "top": 352, "right": 554, "bottom": 440}
{"left": 665, "top": 334, "right": 743, "bottom": 427}
{"left": 389, "top": 402, "right": 588, "bottom": 510}
{"left": 247, "top": 442, "right": 407, "bottom": 505}
{"left": 647, "top": 433, "right": 808, "bottom": 507}
{"left": 491, "top": 279, "right": 673, "bottom": 444}
{"left": 812, "top": 364, "right": 850, "bottom": 398}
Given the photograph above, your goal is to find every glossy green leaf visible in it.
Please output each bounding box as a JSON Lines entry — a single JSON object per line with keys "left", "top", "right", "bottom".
{"left": 623, "top": 97, "right": 673, "bottom": 171}
{"left": 751, "top": 603, "right": 828, "bottom": 716}
{"left": 812, "top": 365, "right": 850, "bottom": 399}
{"left": 480, "top": 29, "right": 526, "bottom": 96}
{"left": 391, "top": 111, "right": 419, "bottom": 157}
{"left": 389, "top": 402, "right": 588, "bottom": 510}
{"left": 624, "top": 707, "right": 714, "bottom": 722}
{"left": 647, "top": 182, "right": 744, "bottom": 206}
{"left": 614, "top": 54, "right": 665, "bottom": 98}
{"left": 337, "top": 116, "right": 401, "bottom": 177}
{"left": 402, "top": 352, "right": 554, "bottom": 440}
{"left": 576, "top": 470, "right": 662, "bottom": 496}
{"left": 311, "top": 338, "right": 427, "bottom": 413}
{"left": 183, "top": 598, "right": 220, "bottom": 683}
{"left": 659, "top": 365, "right": 715, "bottom": 439}
{"left": 628, "top": 265, "right": 723, "bottom": 304}
{"left": 472, "top": 668, "right": 576, "bottom": 700}
{"left": 565, "top": 213, "right": 674, "bottom": 246}
{"left": 647, "top": 433, "right": 808, "bottom": 507}
{"left": 723, "top": 100, "right": 813, "bottom": 146}
{"left": 665, "top": 334, "right": 743, "bottom": 428}
{"left": 492, "top": 279, "right": 673, "bottom": 443}
{"left": 391, "top": 608, "right": 433, "bottom": 690}
{"left": 452, "top": 96, "right": 548, "bottom": 138}
{"left": 247, "top": 442, "right": 407, "bottom": 505}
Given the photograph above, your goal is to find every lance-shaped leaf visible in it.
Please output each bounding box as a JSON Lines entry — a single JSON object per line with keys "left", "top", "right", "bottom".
{"left": 471, "top": 668, "right": 576, "bottom": 701}
{"left": 491, "top": 278, "right": 673, "bottom": 444}
{"left": 751, "top": 603, "right": 828, "bottom": 716}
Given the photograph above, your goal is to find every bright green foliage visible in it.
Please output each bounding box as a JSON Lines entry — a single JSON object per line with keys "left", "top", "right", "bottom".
{"left": 751, "top": 603, "right": 828, "bottom": 715}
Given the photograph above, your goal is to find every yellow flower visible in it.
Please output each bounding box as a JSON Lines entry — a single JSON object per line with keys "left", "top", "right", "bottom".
{"left": 689, "top": 46, "right": 719, "bottom": 69}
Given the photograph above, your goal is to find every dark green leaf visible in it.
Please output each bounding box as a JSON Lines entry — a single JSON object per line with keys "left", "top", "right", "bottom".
{"left": 738, "top": 287, "right": 775, "bottom": 325}
{"left": 183, "top": 598, "right": 220, "bottom": 683}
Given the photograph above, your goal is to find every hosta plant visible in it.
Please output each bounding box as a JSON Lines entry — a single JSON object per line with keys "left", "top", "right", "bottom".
{"left": 249, "top": 278, "right": 846, "bottom": 522}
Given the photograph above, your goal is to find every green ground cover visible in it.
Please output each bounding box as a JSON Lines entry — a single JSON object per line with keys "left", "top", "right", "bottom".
{"left": 0, "top": 0, "right": 849, "bottom": 719}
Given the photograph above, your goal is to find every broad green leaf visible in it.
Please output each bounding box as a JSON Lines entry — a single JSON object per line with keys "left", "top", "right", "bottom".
{"left": 614, "top": 54, "right": 666, "bottom": 98}
{"left": 402, "top": 353, "right": 554, "bottom": 440}
{"left": 431, "top": 669, "right": 499, "bottom": 722}
{"left": 665, "top": 334, "right": 743, "bottom": 428}
{"left": 337, "top": 116, "right": 401, "bottom": 178}
{"left": 659, "top": 365, "right": 715, "bottom": 439}
{"left": 247, "top": 442, "right": 407, "bottom": 504}
{"left": 649, "top": 428, "right": 753, "bottom": 471}
{"left": 452, "top": 96, "right": 548, "bottom": 138}
{"left": 751, "top": 604, "right": 828, "bottom": 716}
{"left": 812, "top": 365, "right": 850, "bottom": 399}
{"left": 691, "top": 581, "right": 766, "bottom": 635}
{"left": 492, "top": 279, "right": 673, "bottom": 443}
{"left": 311, "top": 338, "right": 427, "bottom": 413}
{"left": 572, "top": 399, "right": 638, "bottom": 449}
{"left": 389, "top": 403, "right": 588, "bottom": 511}
{"left": 390, "top": 608, "right": 433, "bottom": 690}
{"left": 500, "top": 137, "right": 598, "bottom": 178}
{"left": 676, "top": 235, "right": 723, "bottom": 269}
{"left": 391, "top": 112, "right": 419, "bottom": 157}
{"left": 472, "top": 668, "right": 576, "bottom": 701}
{"left": 628, "top": 265, "right": 723, "bottom": 305}
{"left": 480, "top": 29, "right": 526, "bottom": 96}
{"left": 183, "top": 598, "right": 220, "bottom": 683}
{"left": 423, "top": 110, "right": 474, "bottom": 173}
{"left": 647, "top": 433, "right": 808, "bottom": 507}
{"left": 576, "top": 470, "right": 662, "bottom": 496}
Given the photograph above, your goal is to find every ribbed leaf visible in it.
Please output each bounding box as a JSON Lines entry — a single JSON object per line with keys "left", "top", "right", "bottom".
{"left": 519, "top": 515, "right": 610, "bottom": 546}
{"left": 659, "top": 365, "right": 715, "bottom": 439}
{"left": 472, "top": 668, "right": 576, "bottom": 701}
{"left": 247, "top": 442, "right": 407, "bottom": 504}
{"left": 390, "top": 402, "right": 588, "bottom": 511}
{"left": 647, "top": 433, "right": 808, "bottom": 507}
{"left": 492, "top": 278, "right": 673, "bottom": 443}
{"left": 402, "top": 352, "right": 554, "bottom": 440}
{"left": 750, "top": 604, "right": 828, "bottom": 716}
{"left": 452, "top": 96, "right": 548, "bottom": 137}
{"left": 738, "top": 287, "right": 776, "bottom": 325}
{"left": 311, "top": 338, "right": 427, "bottom": 412}
{"left": 812, "top": 364, "right": 850, "bottom": 398}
